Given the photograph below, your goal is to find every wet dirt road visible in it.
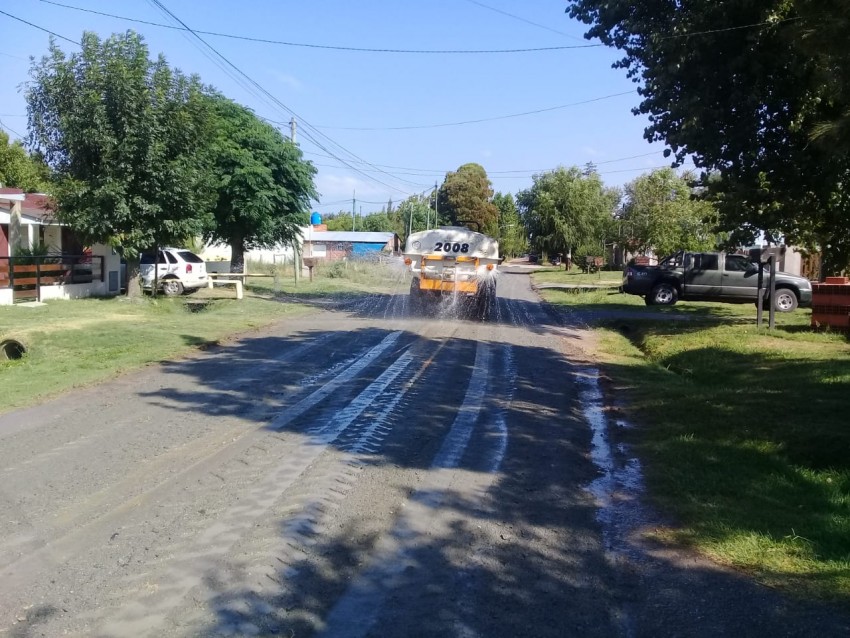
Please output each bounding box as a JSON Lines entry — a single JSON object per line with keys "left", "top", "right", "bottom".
{"left": 1, "top": 270, "right": 847, "bottom": 637}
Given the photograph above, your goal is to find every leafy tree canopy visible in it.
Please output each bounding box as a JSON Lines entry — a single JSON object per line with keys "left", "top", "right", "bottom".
{"left": 438, "top": 163, "right": 499, "bottom": 237}
{"left": 397, "top": 195, "right": 433, "bottom": 239}
{"left": 566, "top": 0, "right": 850, "bottom": 274}
{"left": 619, "top": 168, "right": 718, "bottom": 258}
{"left": 517, "top": 166, "right": 620, "bottom": 261}
{"left": 493, "top": 192, "right": 527, "bottom": 258}
{"left": 26, "top": 31, "right": 214, "bottom": 294}
{"left": 0, "top": 131, "right": 50, "bottom": 193}
{"left": 323, "top": 212, "right": 354, "bottom": 232}
{"left": 203, "top": 93, "right": 317, "bottom": 272}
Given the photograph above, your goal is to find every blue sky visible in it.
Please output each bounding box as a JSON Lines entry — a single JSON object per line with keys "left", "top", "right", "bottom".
{"left": 0, "top": 0, "right": 686, "bottom": 214}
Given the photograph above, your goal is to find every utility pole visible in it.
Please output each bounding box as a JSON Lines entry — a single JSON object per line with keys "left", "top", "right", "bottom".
{"left": 289, "top": 117, "right": 296, "bottom": 144}
{"left": 433, "top": 181, "right": 438, "bottom": 230}
{"left": 352, "top": 191, "right": 356, "bottom": 231}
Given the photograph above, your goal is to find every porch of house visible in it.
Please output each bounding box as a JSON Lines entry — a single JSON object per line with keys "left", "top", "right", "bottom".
{"left": 0, "top": 188, "right": 123, "bottom": 305}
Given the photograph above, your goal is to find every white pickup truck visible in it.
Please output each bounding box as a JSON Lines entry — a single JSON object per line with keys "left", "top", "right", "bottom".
{"left": 403, "top": 226, "right": 500, "bottom": 319}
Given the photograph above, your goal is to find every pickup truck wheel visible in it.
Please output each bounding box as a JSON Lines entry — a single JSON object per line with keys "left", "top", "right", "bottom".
{"left": 161, "top": 279, "right": 184, "bottom": 296}
{"left": 650, "top": 282, "right": 678, "bottom": 306}
{"left": 773, "top": 288, "right": 798, "bottom": 312}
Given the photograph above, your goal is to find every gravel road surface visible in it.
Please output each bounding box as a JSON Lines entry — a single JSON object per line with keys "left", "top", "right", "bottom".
{"left": 1, "top": 269, "right": 847, "bottom": 637}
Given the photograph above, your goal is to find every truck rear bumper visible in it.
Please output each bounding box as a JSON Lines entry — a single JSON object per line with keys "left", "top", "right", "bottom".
{"left": 419, "top": 278, "right": 479, "bottom": 294}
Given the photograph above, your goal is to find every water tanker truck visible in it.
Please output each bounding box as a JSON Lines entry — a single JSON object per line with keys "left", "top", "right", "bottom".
{"left": 403, "top": 225, "right": 500, "bottom": 319}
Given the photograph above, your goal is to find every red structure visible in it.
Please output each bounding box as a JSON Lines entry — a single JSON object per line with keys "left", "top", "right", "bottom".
{"left": 811, "top": 277, "right": 850, "bottom": 330}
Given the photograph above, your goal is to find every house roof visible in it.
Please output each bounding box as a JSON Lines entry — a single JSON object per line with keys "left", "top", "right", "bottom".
{"left": 0, "top": 192, "right": 56, "bottom": 225}
{"left": 303, "top": 231, "right": 396, "bottom": 243}
{"left": 22, "top": 193, "right": 54, "bottom": 222}
{"left": 0, "top": 187, "right": 26, "bottom": 202}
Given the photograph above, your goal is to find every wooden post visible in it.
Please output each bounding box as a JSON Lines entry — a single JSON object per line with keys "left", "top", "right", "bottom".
{"left": 9, "top": 200, "right": 22, "bottom": 252}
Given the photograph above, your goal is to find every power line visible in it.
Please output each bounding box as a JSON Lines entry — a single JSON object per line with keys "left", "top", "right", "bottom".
{"left": 0, "top": 118, "right": 25, "bottom": 138}
{"left": 312, "top": 91, "right": 636, "bottom": 131}
{"left": 0, "top": 51, "right": 30, "bottom": 61}
{"left": 39, "top": 0, "right": 599, "bottom": 54}
{"left": 462, "top": 0, "right": 585, "bottom": 42}
{"left": 144, "top": 0, "right": 423, "bottom": 194}
{"left": 0, "top": 9, "right": 80, "bottom": 45}
{"left": 490, "top": 163, "right": 695, "bottom": 179}
{"left": 303, "top": 150, "right": 665, "bottom": 176}
{"left": 0, "top": 3, "right": 430, "bottom": 194}
{"left": 142, "top": 1, "right": 418, "bottom": 192}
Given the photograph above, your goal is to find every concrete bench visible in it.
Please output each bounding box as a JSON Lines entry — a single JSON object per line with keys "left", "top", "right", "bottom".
{"left": 207, "top": 274, "right": 244, "bottom": 299}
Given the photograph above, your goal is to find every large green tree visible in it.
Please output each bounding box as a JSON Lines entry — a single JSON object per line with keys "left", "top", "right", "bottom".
{"left": 517, "top": 166, "right": 619, "bottom": 264}
{"left": 493, "top": 192, "right": 527, "bottom": 258}
{"left": 437, "top": 163, "right": 499, "bottom": 237}
{"left": 397, "top": 194, "right": 433, "bottom": 239}
{"left": 619, "top": 168, "right": 718, "bottom": 257}
{"left": 26, "top": 31, "right": 213, "bottom": 295}
{"left": 204, "top": 94, "right": 316, "bottom": 272}
{"left": 566, "top": 0, "right": 850, "bottom": 274}
{"left": 0, "top": 131, "right": 50, "bottom": 193}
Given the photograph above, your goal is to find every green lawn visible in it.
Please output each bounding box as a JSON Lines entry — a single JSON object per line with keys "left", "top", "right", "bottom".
{"left": 245, "top": 256, "right": 410, "bottom": 298}
{"left": 0, "top": 291, "right": 311, "bottom": 414}
{"left": 531, "top": 265, "right": 623, "bottom": 286}
{"left": 0, "top": 259, "right": 411, "bottom": 414}
{"left": 536, "top": 272, "right": 850, "bottom": 603}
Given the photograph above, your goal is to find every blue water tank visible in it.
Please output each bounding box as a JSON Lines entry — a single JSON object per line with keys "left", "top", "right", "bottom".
{"left": 310, "top": 211, "right": 322, "bottom": 225}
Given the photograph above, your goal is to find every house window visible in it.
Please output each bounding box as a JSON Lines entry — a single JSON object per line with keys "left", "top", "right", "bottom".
{"left": 311, "top": 243, "right": 327, "bottom": 257}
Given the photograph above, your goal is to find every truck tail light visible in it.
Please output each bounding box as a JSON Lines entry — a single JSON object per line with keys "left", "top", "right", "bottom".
{"left": 186, "top": 264, "right": 193, "bottom": 274}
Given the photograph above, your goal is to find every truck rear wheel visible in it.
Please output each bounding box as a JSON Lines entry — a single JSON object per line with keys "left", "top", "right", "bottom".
{"left": 409, "top": 279, "right": 423, "bottom": 314}
{"left": 649, "top": 282, "right": 678, "bottom": 306}
{"left": 474, "top": 282, "right": 496, "bottom": 321}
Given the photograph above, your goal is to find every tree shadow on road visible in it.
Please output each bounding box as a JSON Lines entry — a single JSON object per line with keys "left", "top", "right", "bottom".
{"left": 132, "top": 299, "right": 850, "bottom": 637}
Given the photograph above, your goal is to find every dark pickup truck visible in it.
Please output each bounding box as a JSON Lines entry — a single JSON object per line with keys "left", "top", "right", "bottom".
{"left": 622, "top": 251, "right": 813, "bottom": 312}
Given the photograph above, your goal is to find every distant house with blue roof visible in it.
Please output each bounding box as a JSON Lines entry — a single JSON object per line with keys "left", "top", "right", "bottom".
{"left": 200, "top": 213, "right": 401, "bottom": 266}
{"left": 302, "top": 229, "right": 400, "bottom": 260}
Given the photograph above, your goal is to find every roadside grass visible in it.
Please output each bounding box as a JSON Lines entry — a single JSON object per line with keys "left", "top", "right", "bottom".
{"left": 539, "top": 285, "right": 762, "bottom": 321}
{"left": 0, "top": 260, "right": 402, "bottom": 414}
{"left": 538, "top": 274, "right": 850, "bottom": 602}
{"left": 0, "top": 294, "right": 310, "bottom": 414}
{"left": 245, "top": 256, "right": 410, "bottom": 298}
{"left": 532, "top": 266, "right": 622, "bottom": 287}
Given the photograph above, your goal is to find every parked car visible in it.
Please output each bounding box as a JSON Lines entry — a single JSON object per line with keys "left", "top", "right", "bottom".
{"left": 140, "top": 248, "right": 208, "bottom": 296}
{"left": 622, "top": 251, "right": 812, "bottom": 312}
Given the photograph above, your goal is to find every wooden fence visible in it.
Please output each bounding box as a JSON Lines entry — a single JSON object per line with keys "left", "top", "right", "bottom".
{"left": 0, "top": 255, "right": 104, "bottom": 303}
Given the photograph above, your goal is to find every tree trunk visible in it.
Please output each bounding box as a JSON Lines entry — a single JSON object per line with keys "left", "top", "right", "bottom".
{"left": 230, "top": 236, "right": 245, "bottom": 274}
{"left": 125, "top": 256, "right": 142, "bottom": 298}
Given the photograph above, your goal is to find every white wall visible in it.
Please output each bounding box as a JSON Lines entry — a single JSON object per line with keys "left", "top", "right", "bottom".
{"left": 39, "top": 282, "right": 109, "bottom": 301}
{"left": 41, "top": 225, "right": 62, "bottom": 253}
{"left": 200, "top": 242, "right": 297, "bottom": 266}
